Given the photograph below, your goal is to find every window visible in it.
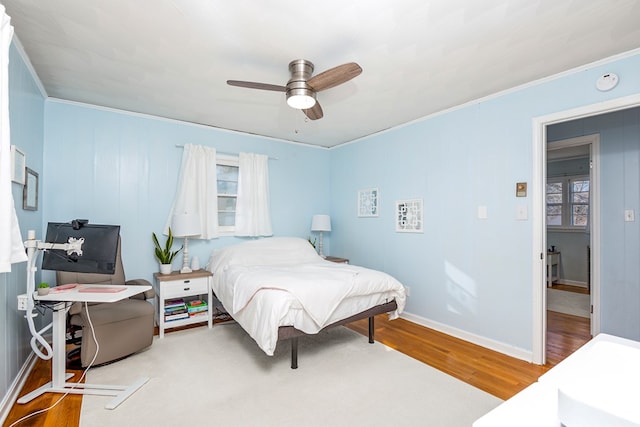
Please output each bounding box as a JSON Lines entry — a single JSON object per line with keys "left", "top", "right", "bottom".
{"left": 571, "top": 179, "right": 590, "bottom": 226}
{"left": 216, "top": 155, "right": 239, "bottom": 233}
{"left": 546, "top": 175, "right": 590, "bottom": 229}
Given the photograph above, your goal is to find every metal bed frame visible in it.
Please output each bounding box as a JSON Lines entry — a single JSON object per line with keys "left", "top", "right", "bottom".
{"left": 277, "top": 299, "right": 398, "bottom": 369}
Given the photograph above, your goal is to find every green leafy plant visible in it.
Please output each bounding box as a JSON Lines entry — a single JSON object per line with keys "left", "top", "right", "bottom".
{"left": 152, "top": 228, "right": 182, "bottom": 264}
{"left": 307, "top": 236, "right": 316, "bottom": 249}
{"left": 38, "top": 282, "right": 49, "bottom": 289}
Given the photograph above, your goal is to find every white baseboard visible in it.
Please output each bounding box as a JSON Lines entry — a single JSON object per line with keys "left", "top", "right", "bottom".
{"left": 399, "top": 311, "right": 533, "bottom": 363}
{"left": 0, "top": 352, "right": 38, "bottom": 426}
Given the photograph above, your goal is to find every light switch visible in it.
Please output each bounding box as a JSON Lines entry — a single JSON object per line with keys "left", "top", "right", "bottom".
{"left": 477, "top": 205, "right": 487, "bottom": 219}
{"left": 625, "top": 209, "right": 635, "bottom": 222}
{"left": 516, "top": 205, "right": 528, "bottom": 220}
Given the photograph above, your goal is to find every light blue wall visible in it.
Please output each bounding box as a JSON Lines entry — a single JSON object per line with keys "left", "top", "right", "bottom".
{"left": 42, "top": 101, "right": 331, "bottom": 285}
{"left": 548, "top": 107, "right": 640, "bottom": 339}
{"left": 1, "top": 42, "right": 45, "bottom": 410}
{"left": 330, "top": 52, "right": 640, "bottom": 352}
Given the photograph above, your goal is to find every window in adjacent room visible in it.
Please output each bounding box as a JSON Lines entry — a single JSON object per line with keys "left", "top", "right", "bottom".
{"left": 216, "top": 155, "right": 239, "bottom": 233}
{"left": 546, "top": 175, "right": 590, "bottom": 229}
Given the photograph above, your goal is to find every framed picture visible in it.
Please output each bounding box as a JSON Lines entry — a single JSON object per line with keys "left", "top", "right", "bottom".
{"left": 23, "top": 168, "right": 38, "bottom": 211}
{"left": 396, "top": 199, "right": 423, "bottom": 233}
{"left": 358, "top": 188, "right": 379, "bottom": 217}
{"left": 11, "top": 145, "right": 26, "bottom": 184}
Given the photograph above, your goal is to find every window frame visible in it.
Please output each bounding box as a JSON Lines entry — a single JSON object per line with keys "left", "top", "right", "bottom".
{"left": 546, "top": 174, "right": 590, "bottom": 232}
{"left": 216, "top": 154, "right": 239, "bottom": 236}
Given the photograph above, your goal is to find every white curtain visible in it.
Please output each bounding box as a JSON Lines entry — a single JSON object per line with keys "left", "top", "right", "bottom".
{"left": 234, "top": 152, "right": 273, "bottom": 237}
{"left": 0, "top": 7, "right": 26, "bottom": 272}
{"left": 165, "top": 144, "right": 219, "bottom": 239}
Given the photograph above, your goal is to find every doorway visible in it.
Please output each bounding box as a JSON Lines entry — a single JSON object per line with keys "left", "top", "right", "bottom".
{"left": 531, "top": 93, "right": 640, "bottom": 365}
{"left": 545, "top": 136, "right": 596, "bottom": 361}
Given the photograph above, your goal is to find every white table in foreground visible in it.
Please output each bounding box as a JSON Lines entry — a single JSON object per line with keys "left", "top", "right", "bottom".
{"left": 474, "top": 334, "right": 640, "bottom": 426}
{"left": 18, "top": 284, "right": 151, "bottom": 410}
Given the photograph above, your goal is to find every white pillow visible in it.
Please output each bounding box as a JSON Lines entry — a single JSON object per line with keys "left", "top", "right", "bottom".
{"left": 207, "top": 237, "right": 321, "bottom": 274}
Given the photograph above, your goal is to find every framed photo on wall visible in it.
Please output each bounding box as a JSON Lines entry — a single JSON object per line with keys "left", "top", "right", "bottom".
{"left": 11, "top": 145, "right": 26, "bottom": 184}
{"left": 23, "top": 168, "right": 38, "bottom": 211}
{"left": 358, "top": 188, "right": 379, "bottom": 217}
{"left": 395, "top": 199, "right": 423, "bottom": 233}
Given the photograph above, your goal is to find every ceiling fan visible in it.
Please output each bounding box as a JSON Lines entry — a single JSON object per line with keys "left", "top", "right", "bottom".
{"left": 227, "top": 59, "right": 362, "bottom": 120}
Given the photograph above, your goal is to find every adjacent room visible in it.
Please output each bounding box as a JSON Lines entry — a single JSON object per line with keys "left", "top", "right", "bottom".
{"left": 2, "top": 1, "right": 640, "bottom": 426}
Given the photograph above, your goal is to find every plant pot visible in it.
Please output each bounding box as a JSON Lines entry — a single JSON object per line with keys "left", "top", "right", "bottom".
{"left": 159, "top": 263, "right": 172, "bottom": 275}
{"left": 37, "top": 287, "right": 50, "bottom": 296}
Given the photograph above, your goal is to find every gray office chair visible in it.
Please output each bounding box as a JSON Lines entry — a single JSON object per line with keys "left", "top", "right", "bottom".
{"left": 56, "top": 238, "right": 155, "bottom": 367}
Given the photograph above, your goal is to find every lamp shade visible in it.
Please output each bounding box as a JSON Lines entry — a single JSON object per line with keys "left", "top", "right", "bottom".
{"left": 311, "top": 214, "right": 331, "bottom": 232}
{"left": 171, "top": 213, "right": 201, "bottom": 237}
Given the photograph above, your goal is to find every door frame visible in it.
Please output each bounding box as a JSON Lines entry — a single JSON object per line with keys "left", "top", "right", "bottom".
{"left": 546, "top": 133, "right": 599, "bottom": 328}
{"left": 531, "top": 93, "right": 640, "bottom": 365}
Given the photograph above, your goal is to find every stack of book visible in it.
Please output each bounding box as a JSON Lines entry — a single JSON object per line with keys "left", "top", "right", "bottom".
{"left": 186, "top": 299, "right": 208, "bottom": 319}
{"left": 164, "top": 298, "right": 188, "bottom": 322}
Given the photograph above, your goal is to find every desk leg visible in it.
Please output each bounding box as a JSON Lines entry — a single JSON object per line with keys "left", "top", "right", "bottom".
{"left": 17, "top": 305, "right": 149, "bottom": 410}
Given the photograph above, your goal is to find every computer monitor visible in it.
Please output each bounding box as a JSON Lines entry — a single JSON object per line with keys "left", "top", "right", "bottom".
{"left": 41, "top": 221, "right": 120, "bottom": 274}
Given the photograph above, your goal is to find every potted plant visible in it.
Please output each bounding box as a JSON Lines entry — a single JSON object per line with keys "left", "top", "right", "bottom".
{"left": 152, "top": 228, "right": 182, "bottom": 275}
{"left": 307, "top": 236, "right": 316, "bottom": 249}
{"left": 37, "top": 282, "right": 50, "bottom": 296}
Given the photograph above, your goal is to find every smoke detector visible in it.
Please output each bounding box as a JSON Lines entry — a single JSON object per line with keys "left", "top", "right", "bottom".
{"left": 596, "top": 73, "right": 619, "bottom": 92}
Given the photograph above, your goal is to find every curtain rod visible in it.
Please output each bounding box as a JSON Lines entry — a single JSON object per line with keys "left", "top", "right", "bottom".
{"left": 175, "top": 144, "right": 278, "bottom": 160}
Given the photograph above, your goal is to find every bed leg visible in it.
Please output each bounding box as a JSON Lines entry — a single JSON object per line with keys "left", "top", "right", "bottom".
{"left": 291, "top": 337, "right": 298, "bottom": 369}
{"left": 368, "top": 316, "right": 375, "bottom": 344}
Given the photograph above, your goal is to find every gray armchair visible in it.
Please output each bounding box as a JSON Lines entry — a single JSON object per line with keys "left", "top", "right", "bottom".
{"left": 56, "top": 237, "right": 155, "bottom": 367}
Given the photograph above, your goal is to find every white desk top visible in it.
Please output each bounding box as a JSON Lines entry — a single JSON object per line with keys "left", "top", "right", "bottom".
{"left": 34, "top": 284, "right": 151, "bottom": 303}
{"left": 473, "top": 333, "right": 640, "bottom": 427}
{"left": 473, "top": 382, "right": 560, "bottom": 427}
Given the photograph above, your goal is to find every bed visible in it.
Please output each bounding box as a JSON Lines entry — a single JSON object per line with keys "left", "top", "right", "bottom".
{"left": 207, "top": 237, "right": 406, "bottom": 368}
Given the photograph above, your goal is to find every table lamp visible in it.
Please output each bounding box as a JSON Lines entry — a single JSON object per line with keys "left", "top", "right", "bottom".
{"left": 172, "top": 213, "right": 201, "bottom": 273}
{"left": 311, "top": 214, "right": 331, "bottom": 258}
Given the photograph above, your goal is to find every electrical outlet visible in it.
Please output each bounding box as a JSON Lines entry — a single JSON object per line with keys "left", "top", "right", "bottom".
{"left": 17, "top": 294, "right": 28, "bottom": 311}
{"left": 405, "top": 286, "right": 411, "bottom": 297}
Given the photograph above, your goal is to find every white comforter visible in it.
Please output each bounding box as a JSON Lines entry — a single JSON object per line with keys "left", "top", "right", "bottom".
{"left": 227, "top": 263, "right": 359, "bottom": 326}
{"left": 208, "top": 237, "right": 406, "bottom": 355}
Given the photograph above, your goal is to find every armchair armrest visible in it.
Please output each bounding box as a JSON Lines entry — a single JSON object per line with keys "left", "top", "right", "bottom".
{"left": 69, "top": 301, "right": 82, "bottom": 316}
{"left": 126, "top": 278, "right": 156, "bottom": 299}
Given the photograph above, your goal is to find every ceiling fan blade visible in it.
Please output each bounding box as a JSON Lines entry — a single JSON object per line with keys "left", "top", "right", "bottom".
{"left": 226, "top": 80, "right": 286, "bottom": 92}
{"left": 303, "top": 102, "right": 323, "bottom": 120}
{"left": 307, "top": 62, "right": 362, "bottom": 92}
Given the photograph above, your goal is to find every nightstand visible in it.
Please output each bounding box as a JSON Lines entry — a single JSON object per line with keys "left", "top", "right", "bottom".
{"left": 153, "top": 269, "right": 213, "bottom": 338}
{"left": 325, "top": 256, "right": 349, "bottom": 264}
{"left": 547, "top": 251, "right": 561, "bottom": 287}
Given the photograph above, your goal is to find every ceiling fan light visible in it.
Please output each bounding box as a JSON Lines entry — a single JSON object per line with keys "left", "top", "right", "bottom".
{"left": 286, "top": 88, "right": 316, "bottom": 109}
{"left": 287, "top": 95, "right": 316, "bottom": 109}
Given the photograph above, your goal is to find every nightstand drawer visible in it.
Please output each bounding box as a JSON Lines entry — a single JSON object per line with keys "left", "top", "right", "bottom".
{"left": 163, "top": 276, "right": 208, "bottom": 298}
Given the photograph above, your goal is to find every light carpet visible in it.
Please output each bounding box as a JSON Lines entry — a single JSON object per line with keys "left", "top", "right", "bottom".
{"left": 547, "top": 288, "right": 590, "bottom": 318}
{"left": 80, "top": 324, "right": 501, "bottom": 427}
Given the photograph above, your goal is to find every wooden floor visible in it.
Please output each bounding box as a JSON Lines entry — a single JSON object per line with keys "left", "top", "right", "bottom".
{"left": 4, "top": 284, "right": 590, "bottom": 426}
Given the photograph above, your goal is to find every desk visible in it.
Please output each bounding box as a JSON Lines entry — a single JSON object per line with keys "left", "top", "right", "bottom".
{"left": 547, "top": 251, "right": 560, "bottom": 287}
{"left": 18, "top": 284, "right": 151, "bottom": 410}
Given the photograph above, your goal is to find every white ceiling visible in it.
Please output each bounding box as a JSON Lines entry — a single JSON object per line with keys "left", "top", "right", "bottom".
{"left": 3, "top": 1, "right": 640, "bottom": 148}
